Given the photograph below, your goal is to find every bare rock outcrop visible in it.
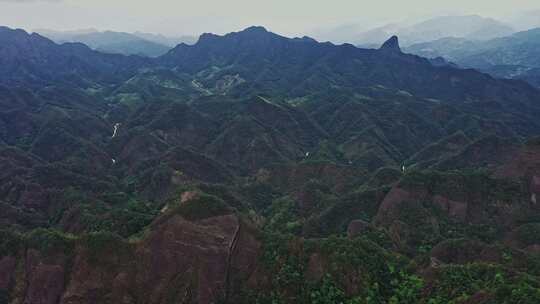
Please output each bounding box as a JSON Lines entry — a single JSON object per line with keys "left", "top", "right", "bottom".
{"left": 1, "top": 211, "right": 261, "bottom": 304}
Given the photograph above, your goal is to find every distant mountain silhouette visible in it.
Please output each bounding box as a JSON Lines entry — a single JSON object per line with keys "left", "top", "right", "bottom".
{"left": 159, "top": 26, "right": 538, "bottom": 105}
{"left": 36, "top": 29, "right": 194, "bottom": 57}
{"left": 405, "top": 28, "right": 540, "bottom": 87}
{"left": 132, "top": 31, "right": 197, "bottom": 47}
{"left": 0, "top": 26, "right": 148, "bottom": 85}
{"left": 315, "top": 15, "right": 514, "bottom": 46}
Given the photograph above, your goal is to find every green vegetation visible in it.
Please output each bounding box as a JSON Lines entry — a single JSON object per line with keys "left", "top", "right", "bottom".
{"left": 515, "top": 223, "right": 540, "bottom": 246}
{"left": 83, "top": 231, "right": 125, "bottom": 253}
{"left": 173, "top": 193, "right": 233, "bottom": 221}
{"left": 304, "top": 187, "right": 389, "bottom": 238}
{"left": 25, "top": 228, "right": 75, "bottom": 255}
{"left": 264, "top": 196, "right": 301, "bottom": 234}
{"left": 245, "top": 234, "right": 425, "bottom": 304}
{"left": 241, "top": 181, "right": 280, "bottom": 211}
{"left": 2, "top": 24, "right": 540, "bottom": 304}
{"left": 400, "top": 169, "right": 525, "bottom": 203}
{"left": 427, "top": 263, "right": 540, "bottom": 303}
{"left": 82, "top": 231, "right": 132, "bottom": 265}
{"left": 247, "top": 232, "right": 540, "bottom": 304}
{"left": 55, "top": 187, "right": 161, "bottom": 237}
{"left": 1, "top": 229, "right": 76, "bottom": 257}
{"left": 0, "top": 229, "right": 22, "bottom": 257}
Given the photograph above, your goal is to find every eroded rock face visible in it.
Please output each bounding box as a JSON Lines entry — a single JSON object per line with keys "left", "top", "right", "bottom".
{"left": 0, "top": 256, "right": 16, "bottom": 291}
{"left": 2, "top": 213, "right": 261, "bottom": 304}
{"left": 525, "top": 174, "right": 540, "bottom": 205}
{"left": 375, "top": 185, "right": 469, "bottom": 225}
{"left": 227, "top": 222, "right": 262, "bottom": 303}
{"left": 375, "top": 186, "right": 428, "bottom": 225}
{"left": 305, "top": 253, "right": 325, "bottom": 282}
{"left": 1, "top": 249, "right": 70, "bottom": 304}
{"left": 430, "top": 239, "right": 502, "bottom": 265}
{"left": 495, "top": 143, "right": 540, "bottom": 206}
{"left": 459, "top": 291, "right": 493, "bottom": 304}
{"left": 495, "top": 143, "right": 540, "bottom": 179}
{"left": 432, "top": 195, "right": 467, "bottom": 222}
{"left": 525, "top": 244, "right": 540, "bottom": 255}
{"left": 25, "top": 264, "right": 65, "bottom": 304}
{"left": 347, "top": 220, "right": 370, "bottom": 238}
{"left": 136, "top": 214, "right": 240, "bottom": 304}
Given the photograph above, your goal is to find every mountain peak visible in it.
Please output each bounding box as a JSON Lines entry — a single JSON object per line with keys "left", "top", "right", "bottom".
{"left": 233, "top": 26, "right": 278, "bottom": 41}
{"left": 197, "top": 26, "right": 273, "bottom": 45}
{"left": 197, "top": 32, "right": 220, "bottom": 44}
{"left": 0, "top": 26, "right": 30, "bottom": 39}
{"left": 379, "top": 36, "right": 401, "bottom": 53}
{"left": 0, "top": 26, "right": 56, "bottom": 48}
{"left": 243, "top": 26, "right": 269, "bottom": 34}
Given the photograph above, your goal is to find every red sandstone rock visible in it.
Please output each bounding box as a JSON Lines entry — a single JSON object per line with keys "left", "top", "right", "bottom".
{"left": 1, "top": 210, "right": 260, "bottom": 304}
{"left": 0, "top": 256, "right": 16, "bottom": 290}
{"left": 24, "top": 249, "right": 67, "bottom": 304}
{"left": 305, "top": 253, "right": 324, "bottom": 281}
{"left": 347, "top": 219, "right": 370, "bottom": 238}
{"left": 433, "top": 195, "right": 467, "bottom": 222}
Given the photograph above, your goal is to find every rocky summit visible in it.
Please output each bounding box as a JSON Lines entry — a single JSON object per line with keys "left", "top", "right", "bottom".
{"left": 1, "top": 23, "right": 540, "bottom": 304}
{"left": 379, "top": 35, "right": 401, "bottom": 53}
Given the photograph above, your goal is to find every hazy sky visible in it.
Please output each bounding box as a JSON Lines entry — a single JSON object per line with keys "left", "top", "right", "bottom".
{"left": 1, "top": 0, "right": 539, "bottom": 37}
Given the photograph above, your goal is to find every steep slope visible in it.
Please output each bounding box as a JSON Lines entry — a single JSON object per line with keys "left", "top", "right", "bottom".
{"left": 0, "top": 200, "right": 261, "bottom": 304}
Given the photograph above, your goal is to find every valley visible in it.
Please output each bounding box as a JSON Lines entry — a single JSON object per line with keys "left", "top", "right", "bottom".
{"left": 1, "top": 22, "right": 540, "bottom": 304}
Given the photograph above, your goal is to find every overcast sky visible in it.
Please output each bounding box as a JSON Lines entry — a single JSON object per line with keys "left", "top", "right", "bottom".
{"left": 1, "top": 0, "right": 539, "bottom": 37}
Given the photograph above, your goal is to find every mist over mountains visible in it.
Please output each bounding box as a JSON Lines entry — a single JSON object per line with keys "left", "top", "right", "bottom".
{"left": 314, "top": 15, "right": 515, "bottom": 46}
{"left": 307, "top": 12, "right": 540, "bottom": 88}
{"left": 35, "top": 29, "right": 197, "bottom": 57}
{"left": 505, "top": 9, "right": 540, "bottom": 31}
{"left": 405, "top": 27, "right": 540, "bottom": 87}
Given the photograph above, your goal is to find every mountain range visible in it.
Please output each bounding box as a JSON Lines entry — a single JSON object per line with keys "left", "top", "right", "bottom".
{"left": 35, "top": 29, "right": 197, "bottom": 57}
{"left": 2, "top": 24, "right": 540, "bottom": 303}
{"left": 314, "top": 15, "right": 515, "bottom": 46}
{"left": 405, "top": 27, "right": 540, "bottom": 87}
